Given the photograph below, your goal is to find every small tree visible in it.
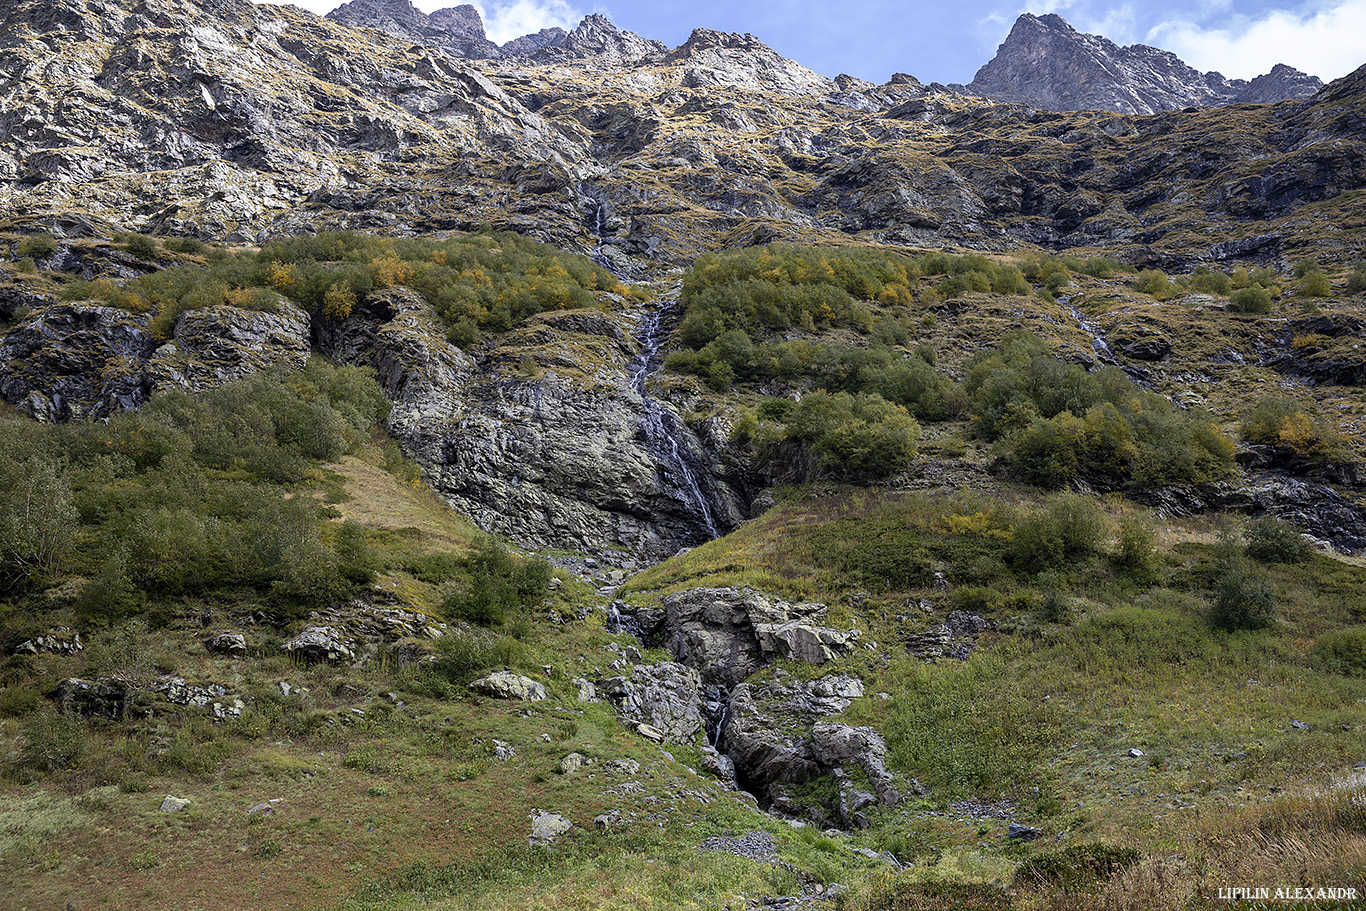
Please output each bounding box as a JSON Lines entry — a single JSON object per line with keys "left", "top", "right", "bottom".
{"left": 1209, "top": 533, "right": 1276, "bottom": 630}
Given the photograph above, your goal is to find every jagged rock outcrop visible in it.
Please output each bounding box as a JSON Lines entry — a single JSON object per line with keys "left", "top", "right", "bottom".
{"left": 665, "top": 29, "right": 834, "bottom": 97}
{"left": 600, "top": 661, "right": 705, "bottom": 743}
{"left": 147, "top": 300, "right": 310, "bottom": 394}
{"left": 648, "top": 587, "right": 859, "bottom": 687}
{"left": 326, "top": 0, "right": 502, "bottom": 59}
{"left": 502, "top": 27, "right": 567, "bottom": 57}
{"left": 964, "top": 13, "right": 1322, "bottom": 114}
{"left": 722, "top": 671, "right": 899, "bottom": 825}
{"left": 0, "top": 303, "right": 155, "bottom": 422}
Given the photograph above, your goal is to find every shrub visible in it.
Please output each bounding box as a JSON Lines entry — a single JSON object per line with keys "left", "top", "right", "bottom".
{"left": 1114, "top": 513, "right": 1159, "bottom": 577}
{"left": 1008, "top": 494, "right": 1108, "bottom": 572}
{"left": 441, "top": 537, "right": 551, "bottom": 628}
{"left": 784, "top": 392, "right": 920, "bottom": 482}
{"left": 1346, "top": 265, "right": 1366, "bottom": 294}
{"left": 1310, "top": 627, "right": 1366, "bottom": 676}
{"left": 1293, "top": 257, "right": 1322, "bottom": 278}
{"left": 124, "top": 234, "right": 159, "bottom": 260}
{"left": 1296, "top": 270, "right": 1331, "bottom": 298}
{"left": 1244, "top": 516, "right": 1312, "bottom": 564}
{"left": 21, "top": 710, "right": 89, "bottom": 771}
{"left": 1209, "top": 539, "right": 1277, "bottom": 631}
{"left": 1015, "top": 843, "right": 1142, "bottom": 889}
{"left": 435, "top": 629, "right": 521, "bottom": 685}
{"left": 16, "top": 233, "right": 57, "bottom": 259}
{"left": 1229, "top": 286, "right": 1273, "bottom": 313}
{"left": 1132, "top": 269, "right": 1175, "bottom": 299}
{"left": 1188, "top": 266, "right": 1231, "bottom": 295}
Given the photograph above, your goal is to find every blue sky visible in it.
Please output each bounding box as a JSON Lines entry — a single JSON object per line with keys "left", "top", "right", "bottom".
{"left": 272, "top": 0, "right": 1366, "bottom": 84}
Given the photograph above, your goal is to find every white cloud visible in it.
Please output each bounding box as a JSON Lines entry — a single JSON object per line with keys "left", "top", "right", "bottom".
{"left": 1148, "top": 0, "right": 1366, "bottom": 81}
{"left": 468, "top": 0, "right": 583, "bottom": 43}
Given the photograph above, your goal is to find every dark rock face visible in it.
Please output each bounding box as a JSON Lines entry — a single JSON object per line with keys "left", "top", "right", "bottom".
{"left": 0, "top": 303, "right": 155, "bottom": 422}
{"left": 965, "top": 13, "right": 1323, "bottom": 114}
{"left": 327, "top": 0, "right": 502, "bottom": 59}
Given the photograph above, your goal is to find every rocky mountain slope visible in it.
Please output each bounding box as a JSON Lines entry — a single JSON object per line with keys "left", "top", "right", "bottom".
{"left": 964, "top": 13, "right": 1323, "bottom": 114}
{"left": 326, "top": 0, "right": 503, "bottom": 59}
{"left": 0, "top": 0, "right": 1360, "bottom": 268}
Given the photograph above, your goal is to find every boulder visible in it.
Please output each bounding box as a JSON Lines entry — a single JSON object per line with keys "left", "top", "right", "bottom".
{"left": 601, "top": 661, "right": 704, "bottom": 743}
{"left": 469, "top": 670, "right": 546, "bottom": 701}
{"left": 204, "top": 631, "right": 247, "bottom": 657}
{"left": 159, "top": 795, "right": 191, "bottom": 813}
{"left": 528, "top": 809, "right": 573, "bottom": 846}
{"left": 282, "top": 627, "right": 356, "bottom": 664}
{"left": 56, "top": 677, "right": 135, "bottom": 720}
{"left": 653, "top": 587, "right": 858, "bottom": 687}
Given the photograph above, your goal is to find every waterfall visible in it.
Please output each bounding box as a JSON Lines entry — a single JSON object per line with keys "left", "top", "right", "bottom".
{"left": 631, "top": 302, "right": 720, "bottom": 542}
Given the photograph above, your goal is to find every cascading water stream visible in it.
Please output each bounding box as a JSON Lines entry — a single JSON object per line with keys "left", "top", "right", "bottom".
{"left": 630, "top": 303, "right": 720, "bottom": 541}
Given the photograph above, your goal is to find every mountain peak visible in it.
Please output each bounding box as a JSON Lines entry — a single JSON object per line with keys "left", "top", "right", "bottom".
{"left": 528, "top": 13, "right": 667, "bottom": 64}
{"left": 966, "top": 12, "right": 1322, "bottom": 114}
{"left": 327, "top": 0, "right": 501, "bottom": 58}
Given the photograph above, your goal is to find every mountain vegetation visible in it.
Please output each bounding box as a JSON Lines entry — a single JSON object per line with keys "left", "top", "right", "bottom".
{"left": 0, "top": 1, "right": 1364, "bottom": 910}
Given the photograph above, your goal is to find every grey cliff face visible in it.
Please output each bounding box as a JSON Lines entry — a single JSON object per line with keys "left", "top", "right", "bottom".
{"left": 529, "top": 14, "right": 667, "bottom": 65}
{"left": 965, "top": 13, "right": 1323, "bottom": 114}
{"left": 314, "top": 287, "right": 745, "bottom": 561}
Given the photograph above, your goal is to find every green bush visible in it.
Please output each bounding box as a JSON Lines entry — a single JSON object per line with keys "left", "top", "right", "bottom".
{"left": 782, "top": 391, "right": 919, "bottom": 483}
{"left": 1015, "top": 843, "right": 1142, "bottom": 889}
{"left": 1114, "top": 513, "right": 1159, "bottom": 577}
{"left": 1188, "top": 266, "right": 1231, "bottom": 295}
{"left": 1209, "top": 539, "right": 1277, "bottom": 631}
{"left": 1132, "top": 269, "right": 1176, "bottom": 299}
{"left": 1310, "top": 626, "right": 1366, "bottom": 676}
{"left": 1297, "top": 270, "right": 1331, "bottom": 298}
{"left": 1229, "top": 286, "right": 1273, "bottom": 313}
{"left": 441, "top": 537, "right": 551, "bottom": 628}
{"left": 967, "top": 332, "right": 1235, "bottom": 489}
{"left": 16, "top": 232, "right": 57, "bottom": 259}
{"left": 1346, "top": 265, "right": 1366, "bottom": 294}
{"left": 1244, "top": 516, "right": 1312, "bottom": 564}
{"left": 1007, "top": 494, "right": 1108, "bottom": 572}
{"left": 1293, "top": 257, "right": 1322, "bottom": 278}
{"left": 435, "top": 629, "right": 522, "bottom": 685}
{"left": 0, "top": 686, "right": 42, "bottom": 717}
{"left": 21, "top": 710, "right": 89, "bottom": 771}
{"left": 124, "top": 234, "right": 159, "bottom": 260}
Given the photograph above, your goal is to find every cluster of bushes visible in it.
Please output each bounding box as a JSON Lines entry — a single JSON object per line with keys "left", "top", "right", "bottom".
{"left": 438, "top": 536, "right": 552, "bottom": 629}
{"left": 732, "top": 391, "right": 920, "bottom": 483}
{"left": 965, "top": 332, "right": 1236, "bottom": 489}
{"left": 1240, "top": 397, "right": 1350, "bottom": 466}
{"left": 60, "top": 230, "right": 622, "bottom": 346}
{"left": 0, "top": 360, "right": 390, "bottom": 617}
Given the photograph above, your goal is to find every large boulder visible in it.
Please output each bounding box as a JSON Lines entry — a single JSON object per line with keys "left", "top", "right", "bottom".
{"left": 600, "top": 660, "right": 704, "bottom": 743}
{"left": 470, "top": 670, "right": 546, "bottom": 701}
{"left": 282, "top": 626, "right": 357, "bottom": 664}
{"left": 651, "top": 587, "right": 859, "bottom": 687}
{"left": 722, "top": 670, "right": 898, "bottom": 824}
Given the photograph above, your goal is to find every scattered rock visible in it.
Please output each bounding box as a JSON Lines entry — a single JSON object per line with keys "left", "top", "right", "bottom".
{"left": 698, "top": 829, "right": 778, "bottom": 862}
{"left": 572, "top": 677, "right": 599, "bottom": 702}
{"left": 1291, "top": 720, "right": 1310, "bottom": 731}
{"left": 493, "top": 740, "right": 516, "bottom": 761}
{"left": 1007, "top": 822, "right": 1043, "bottom": 840}
{"left": 470, "top": 671, "right": 546, "bottom": 701}
{"left": 160, "top": 795, "right": 191, "bottom": 813}
{"left": 559, "top": 752, "right": 588, "bottom": 775}
{"left": 14, "top": 627, "right": 83, "bottom": 656}
{"left": 1128, "top": 748, "right": 1145, "bottom": 757}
